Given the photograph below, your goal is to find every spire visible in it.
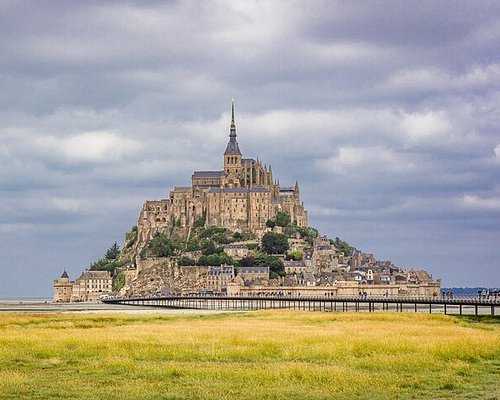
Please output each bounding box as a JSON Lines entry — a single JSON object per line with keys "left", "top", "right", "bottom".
{"left": 224, "top": 98, "right": 241, "bottom": 156}
{"left": 230, "top": 97, "right": 236, "bottom": 138}
{"left": 295, "top": 180, "right": 300, "bottom": 192}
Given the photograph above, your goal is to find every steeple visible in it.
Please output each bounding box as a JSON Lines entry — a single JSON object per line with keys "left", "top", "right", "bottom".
{"left": 224, "top": 98, "right": 241, "bottom": 156}
{"left": 230, "top": 97, "right": 236, "bottom": 138}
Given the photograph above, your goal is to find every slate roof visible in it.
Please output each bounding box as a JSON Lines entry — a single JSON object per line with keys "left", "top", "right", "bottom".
{"left": 224, "top": 137, "right": 242, "bottom": 155}
{"left": 224, "top": 244, "right": 248, "bottom": 249}
{"left": 239, "top": 266, "right": 269, "bottom": 273}
{"left": 208, "top": 187, "right": 270, "bottom": 194}
{"left": 284, "top": 260, "right": 304, "bottom": 267}
{"left": 192, "top": 171, "right": 224, "bottom": 178}
{"left": 78, "top": 270, "right": 112, "bottom": 280}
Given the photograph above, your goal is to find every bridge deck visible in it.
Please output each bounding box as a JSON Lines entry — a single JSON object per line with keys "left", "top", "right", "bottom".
{"left": 103, "top": 295, "right": 500, "bottom": 316}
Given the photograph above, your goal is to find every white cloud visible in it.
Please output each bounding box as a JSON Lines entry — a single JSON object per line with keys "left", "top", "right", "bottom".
{"left": 462, "top": 195, "right": 500, "bottom": 210}
{"left": 316, "top": 145, "right": 415, "bottom": 175}
{"left": 383, "top": 63, "right": 500, "bottom": 94}
{"left": 398, "top": 111, "right": 452, "bottom": 144}
{"left": 50, "top": 197, "right": 81, "bottom": 212}
{"left": 36, "top": 131, "right": 140, "bottom": 164}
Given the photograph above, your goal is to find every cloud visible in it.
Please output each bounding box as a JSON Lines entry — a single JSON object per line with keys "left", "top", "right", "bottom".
{"left": 380, "top": 63, "right": 500, "bottom": 102}
{"left": 316, "top": 146, "right": 415, "bottom": 175}
{"left": 462, "top": 195, "right": 500, "bottom": 210}
{"left": 398, "top": 110, "right": 453, "bottom": 145}
{"left": 2, "top": 1, "right": 500, "bottom": 296}
{"left": 36, "top": 131, "right": 140, "bottom": 165}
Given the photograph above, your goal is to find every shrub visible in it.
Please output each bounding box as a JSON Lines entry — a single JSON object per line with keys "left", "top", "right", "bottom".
{"left": 178, "top": 256, "right": 196, "bottom": 266}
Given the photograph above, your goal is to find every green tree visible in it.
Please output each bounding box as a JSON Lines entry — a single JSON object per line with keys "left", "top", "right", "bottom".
{"left": 261, "top": 232, "right": 289, "bottom": 254}
{"left": 334, "top": 237, "right": 357, "bottom": 256}
{"left": 252, "top": 252, "right": 284, "bottom": 276}
{"left": 239, "top": 256, "right": 254, "bottom": 267}
{"left": 299, "top": 226, "right": 319, "bottom": 245}
{"left": 178, "top": 256, "right": 196, "bottom": 266}
{"left": 149, "top": 233, "right": 174, "bottom": 257}
{"left": 275, "top": 211, "right": 291, "bottom": 227}
{"left": 232, "top": 232, "right": 242, "bottom": 241}
{"left": 186, "top": 237, "right": 200, "bottom": 252}
{"left": 113, "top": 273, "right": 126, "bottom": 291}
{"left": 266, "top": 219, "right": 276, "bottom": 228}
{"left": 193, "top": 212, "right": 206, "bottom": 229}
{"left": 201, "top": 241, "right": 218, "bottom": 256}
{"left": 213, "top": 232, "right": 230, "bottom": 244}
{"left": 89, "top": 243, "right": 123, "bottom": 276}
{"left": 246, "top": 242, "right": 259, "bottom": 251}
{"left": 105, "top": 242, "right": 120, "bottom": 260}
{"left": 288, "top": 250, "right": 304, "bottom": 261}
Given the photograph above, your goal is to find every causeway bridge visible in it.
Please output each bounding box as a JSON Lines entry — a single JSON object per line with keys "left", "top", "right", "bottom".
{"left": 102, "top": 295, "right": 500, "bottom": 316}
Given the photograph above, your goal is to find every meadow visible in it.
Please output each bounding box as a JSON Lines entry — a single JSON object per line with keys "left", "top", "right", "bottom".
{"left": 0, "top": 311, "right": 499, "bottom": 400}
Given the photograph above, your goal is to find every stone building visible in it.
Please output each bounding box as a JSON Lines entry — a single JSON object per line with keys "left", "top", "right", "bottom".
{"left": 53, "top": 270, "right": 73, "bottom": 303}
{"left": 237, "top": 266, "right": 270, "bottom": 283}
{"left": 52, "top": 270, "right": 113, "bottom": 303}
{"left": 134, "top": 100, "right": 308, "bottom": 257}
{"left": 71, "top": 270, "right": 113, "bottom": 302}
{"left": 206, "top": 265, "right": 235, "bottom": 293}
{"left": 223, "top": 244, "right": 249, "bottom": 259}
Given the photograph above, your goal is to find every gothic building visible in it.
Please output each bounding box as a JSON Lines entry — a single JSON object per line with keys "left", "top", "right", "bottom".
{"left": 136, "top": 101, "right": 308, "bottom": 251}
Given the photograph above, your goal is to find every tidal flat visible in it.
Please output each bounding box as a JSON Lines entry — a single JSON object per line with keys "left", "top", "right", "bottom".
{"left": 0, "top": 311, "right": 499, "bottom": 399}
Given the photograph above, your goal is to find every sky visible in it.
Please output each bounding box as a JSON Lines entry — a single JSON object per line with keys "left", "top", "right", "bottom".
{"left": 1, "top": 1, "right": 499, "bottom": 297}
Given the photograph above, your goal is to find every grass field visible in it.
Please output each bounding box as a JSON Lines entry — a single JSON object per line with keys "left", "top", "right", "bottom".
{"left": 0, "top": 311, "right": 499, "bottom": 400}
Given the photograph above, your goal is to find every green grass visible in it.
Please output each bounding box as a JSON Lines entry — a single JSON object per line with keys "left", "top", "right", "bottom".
{"left": 0, "top": 311, "right": 499, "bottom": 399}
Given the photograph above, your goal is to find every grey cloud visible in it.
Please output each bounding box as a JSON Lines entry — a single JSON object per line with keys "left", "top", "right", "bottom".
{"left": 1, "top": 1, "right": 500, "bottom": 297}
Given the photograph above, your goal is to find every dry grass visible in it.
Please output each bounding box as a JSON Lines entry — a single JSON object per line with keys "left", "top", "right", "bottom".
{"left": 0, "top": 311, "right": 499, "bottom": 399}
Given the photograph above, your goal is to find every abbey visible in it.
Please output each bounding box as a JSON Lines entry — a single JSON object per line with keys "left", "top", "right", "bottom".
{"left": 137, "top": 101, "right": 308, "bottom": 246}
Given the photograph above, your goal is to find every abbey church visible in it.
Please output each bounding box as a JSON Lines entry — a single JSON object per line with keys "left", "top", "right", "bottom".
{"left": 137, "top": 101, "right": 308, "bottom": 247}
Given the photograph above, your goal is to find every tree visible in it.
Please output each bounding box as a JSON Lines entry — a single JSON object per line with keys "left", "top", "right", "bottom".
{"left": 149, "top": 233, "right": 174, "bottom": 257}
{"left": 178, "top": 256, "right": 196, "bottom": 266}
{"left": 275, "top": 211, "right": 291, "bottom": 227}
{"left": 186, "top": 237, "right": 200, "bottom": 252}
{"left": 266, "top": 256, "right": 285, "bottom": 276}
{"left": 266, "top": 219, "right": 276, "bottom": 228}
{"left": 193, "top": 212, "right": 206, "bottom": 229}
{"left": 334, "top": 237, "right": 356, "bottom": 256}
{"left": 213, "top": 232, "right": 230, "bottom": 244}
{"left": 105, "top": 242, "right": 120, "bottom": 260}
{"left": 288, "top": 250, "right": 304, "bottom": 261}
{"left": 232, "top": 232, "right": 242, "bottom": 241}
{"left": 252, "top": 252, "right": 284, "bottom": 276}
{"left": 198, "top": 252, "right": 234, "bottom": 266}
{"left": 239, "top": 256, "right": 254, "bottom": 268}
{"left": 201, "top": 241, "right": 218, "bottom": 256}
{"left": 89, "top": 242, "right": 123, "bottom": 276}
{"left": 261, "top": 232, "right": 289, "bottom": 255}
